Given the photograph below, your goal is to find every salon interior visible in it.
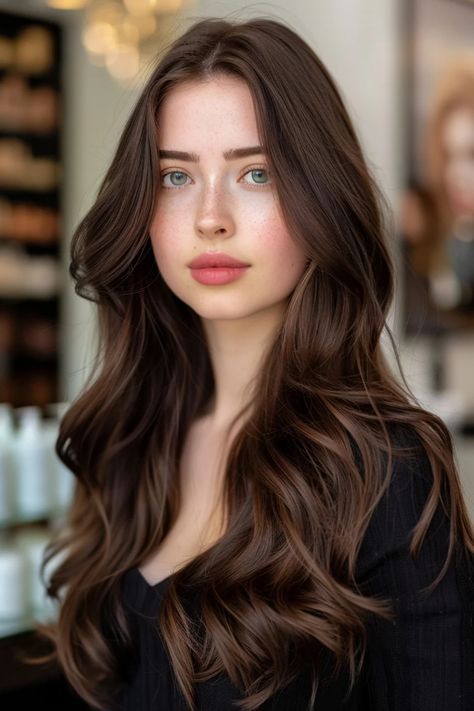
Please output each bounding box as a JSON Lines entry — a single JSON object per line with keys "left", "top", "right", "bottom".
{"left": 0, "top": 0, "right": 473, "bottom": 706}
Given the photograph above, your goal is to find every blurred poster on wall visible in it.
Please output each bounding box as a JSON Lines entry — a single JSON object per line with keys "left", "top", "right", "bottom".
{"left": 400, "top": 0, "right": 474, "bottom": 337}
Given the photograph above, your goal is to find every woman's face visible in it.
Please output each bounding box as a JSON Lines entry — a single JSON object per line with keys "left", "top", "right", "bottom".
{"left": 149, "top": 74, "right": 308, "bottom": 321}
{"left": 442, "top": 106, "right": 474, "bottom": 219}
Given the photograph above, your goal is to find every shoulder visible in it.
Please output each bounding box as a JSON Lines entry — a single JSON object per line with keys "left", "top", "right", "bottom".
{"left": 354, "top": 422, "right": 450, "bottom": 589}
{"left": 381, "top": 421, "right": 437, "bottom": 507}
{"left": 352, "top": 424, "right": 474, "bottom": 709}
{"left": 354, "top": 421, "right": 437, "bottom": 521}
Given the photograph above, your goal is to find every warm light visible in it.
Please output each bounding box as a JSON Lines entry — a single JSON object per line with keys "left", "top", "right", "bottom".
{"left": 106, "top": 43, "right": 140, "bottom": 80}
{"left": 82, "top": 22, "right": 118, "bottom": 54}
{"left": 155, "top": 0, "right": 183, "bottom": 12}
{"left": 67, "top": 0, "right": 193, "bottom": 86}
{"left": 123, "top": 0, "right": 156, "bottom": 16}
{"left": 118, "top": 18, "right": 140, "bottom": 45}
{"left": 127, "top": 12, "right": 157, "bottom": 39}
{"left": 87, "top": 1, "right": 125, "bottom": 26}
{"left": 46, "top": 0, "right": 90, "bottom": 8}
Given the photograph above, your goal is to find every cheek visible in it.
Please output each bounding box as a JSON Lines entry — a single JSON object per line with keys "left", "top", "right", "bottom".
{"left": 149, "top": 207, "right": 179, "bottom": 269}
{"left": 259, "top": 215, "right": 307, "bottom": 282}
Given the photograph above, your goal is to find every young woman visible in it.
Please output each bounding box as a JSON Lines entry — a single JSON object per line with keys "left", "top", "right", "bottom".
{"left": 32, "top": 15, "right": 474, "bottom": 711}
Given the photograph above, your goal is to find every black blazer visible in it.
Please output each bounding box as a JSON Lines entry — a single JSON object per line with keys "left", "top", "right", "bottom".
{"left": 112, "top": 425, "right": 474, "bottom": 710}
{"left": 351, "top": 427, "right": 474, "bottom": 710}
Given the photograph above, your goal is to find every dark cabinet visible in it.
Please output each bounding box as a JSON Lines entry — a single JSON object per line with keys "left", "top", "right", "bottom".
{"left": 0, "top": 8, "right": 63, "bottom": 408}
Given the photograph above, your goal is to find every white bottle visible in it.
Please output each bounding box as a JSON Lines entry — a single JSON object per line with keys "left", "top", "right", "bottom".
{"left": 44, "top": 402, "right": 75, "bottom": 512}
{"left": 0, "top": 539, "right": 29, "bottom": 623}
{"left": 0, "top": 403, "right": 15, "bottom": 525}
{"left": 12, "top": 406, "right": 53, "bottom": 520}
{"left": 14, "top": 525, "right": 58, "bottom": 622}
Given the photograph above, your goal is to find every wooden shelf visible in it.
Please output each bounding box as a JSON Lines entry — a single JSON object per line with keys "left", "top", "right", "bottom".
{"left": 0, "top": 629, "right": 88, "bottom": 707}
{"left": 0, "top": 628, "right": 60, "bottom": 693}
{"left": 0, "top": 8, "right": 62, "bottom": 412}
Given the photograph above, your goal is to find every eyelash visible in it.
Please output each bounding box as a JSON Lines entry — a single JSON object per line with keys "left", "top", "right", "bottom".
{"left": 160, "top": 165, "right": 271, "bottom": 190}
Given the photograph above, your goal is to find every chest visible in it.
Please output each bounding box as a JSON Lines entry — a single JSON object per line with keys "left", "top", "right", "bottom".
{"left": 138, "top": 419, "right": 230, "bottom": 585}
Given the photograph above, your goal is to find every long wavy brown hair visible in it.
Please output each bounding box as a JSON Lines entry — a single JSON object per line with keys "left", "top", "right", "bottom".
{"left": 27, "top": 15, "right": 474, "bottom": 711}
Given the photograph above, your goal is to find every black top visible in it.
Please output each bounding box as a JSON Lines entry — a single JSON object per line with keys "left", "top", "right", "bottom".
{"left": 110, "top": 431, "right": 474, "bottom": 710}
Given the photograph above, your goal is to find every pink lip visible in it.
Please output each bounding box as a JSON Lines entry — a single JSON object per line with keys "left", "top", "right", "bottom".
{"left": 190, "top": 266, "right": 249, "bottom": 285}
{"left": 188, "top": 252, "right": 250, "bottom": 269}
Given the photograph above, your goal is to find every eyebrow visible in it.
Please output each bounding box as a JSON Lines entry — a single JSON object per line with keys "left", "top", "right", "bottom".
{"left": 158, "top": 146, "right": 265, "bottom": 162}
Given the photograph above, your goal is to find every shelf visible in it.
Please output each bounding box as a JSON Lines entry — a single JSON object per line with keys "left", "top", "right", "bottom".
{"left": 0, "top": 127, "right": 59, "bottom": 141}
{"left": 0, "top": 238, "right": 60, "bottom": 252}
{"left": 6, "top": 352, "right": 59, "bottom": 367}
{"left": 0, "top": 185, "right": 60, "bottom": 198}
{"left": 0, "top": 9, "right": 62, "bottom": 410}
{"left": 0, "top": 506, "right": 67, "bottom": 531}
{"left": 0, "top": 293, "right": 60, "bottom": 303}
{"left": 0, "top": 295, "right": 59, "bottom": 307}
{"left": 0, "top": 67, "right": 60, "bottom": 86}
{"left": 0, "top": 613, "right": 44, "bottom": 640}
{"left": 0, "top": 627, "right": 61, "bottom": 694}
{"left": 0, "top": 11, "right": 77, "bottom": 702}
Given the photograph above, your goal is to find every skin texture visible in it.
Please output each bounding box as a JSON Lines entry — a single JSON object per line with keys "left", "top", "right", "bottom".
{"left": 149, "top": 74, "right": 308, "bottom": 427}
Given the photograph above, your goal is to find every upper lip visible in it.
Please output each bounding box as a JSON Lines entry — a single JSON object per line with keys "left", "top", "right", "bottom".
{"left": 188, "top": 252, "right": 250, "bottom": 269}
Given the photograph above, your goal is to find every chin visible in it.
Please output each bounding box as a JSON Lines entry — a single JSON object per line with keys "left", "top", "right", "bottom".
{"left": 192, "top": 307, "right": 254, "bottom": 321}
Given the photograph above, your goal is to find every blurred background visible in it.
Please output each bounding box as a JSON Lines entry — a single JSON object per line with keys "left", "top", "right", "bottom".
{"left": 0, "top": 0, "right": 473, "bottom": 707}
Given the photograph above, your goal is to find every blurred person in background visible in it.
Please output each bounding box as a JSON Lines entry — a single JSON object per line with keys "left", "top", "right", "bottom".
{"left": 398, "top": 179, "right": 445, "bottom": 334}
{"left": 423, "top": 53, "right": 474, "bottom": 320}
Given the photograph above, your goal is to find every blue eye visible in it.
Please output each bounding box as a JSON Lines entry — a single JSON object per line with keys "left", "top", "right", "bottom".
{"left": 161, "top": 171, "right": 189, "bottom": 188}
{"left": 243, "top": 168, "right": 270, "bottom": 186}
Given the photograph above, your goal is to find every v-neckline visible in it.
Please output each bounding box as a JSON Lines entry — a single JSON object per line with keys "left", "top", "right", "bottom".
{"left": 133, "top": 566, "right": 174, "bottom": 590}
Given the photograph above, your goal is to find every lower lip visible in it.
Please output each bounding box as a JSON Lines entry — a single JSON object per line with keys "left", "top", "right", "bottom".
{"left": 189, "top": 266, "right": 249, "bottom": 285}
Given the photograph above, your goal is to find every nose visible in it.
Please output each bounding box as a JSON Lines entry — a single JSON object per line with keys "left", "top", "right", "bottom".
{"left": 194, "top": 183, "right": 235, "bottom": 241}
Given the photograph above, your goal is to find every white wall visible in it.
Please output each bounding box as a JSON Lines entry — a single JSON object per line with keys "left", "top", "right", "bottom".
{"left": 58, "top": 20, "right": 140, "bottom": 401}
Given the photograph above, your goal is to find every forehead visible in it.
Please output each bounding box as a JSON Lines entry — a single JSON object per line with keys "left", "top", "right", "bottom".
{"left": 157, "top": 75, "right": 261, "bottom": 146}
